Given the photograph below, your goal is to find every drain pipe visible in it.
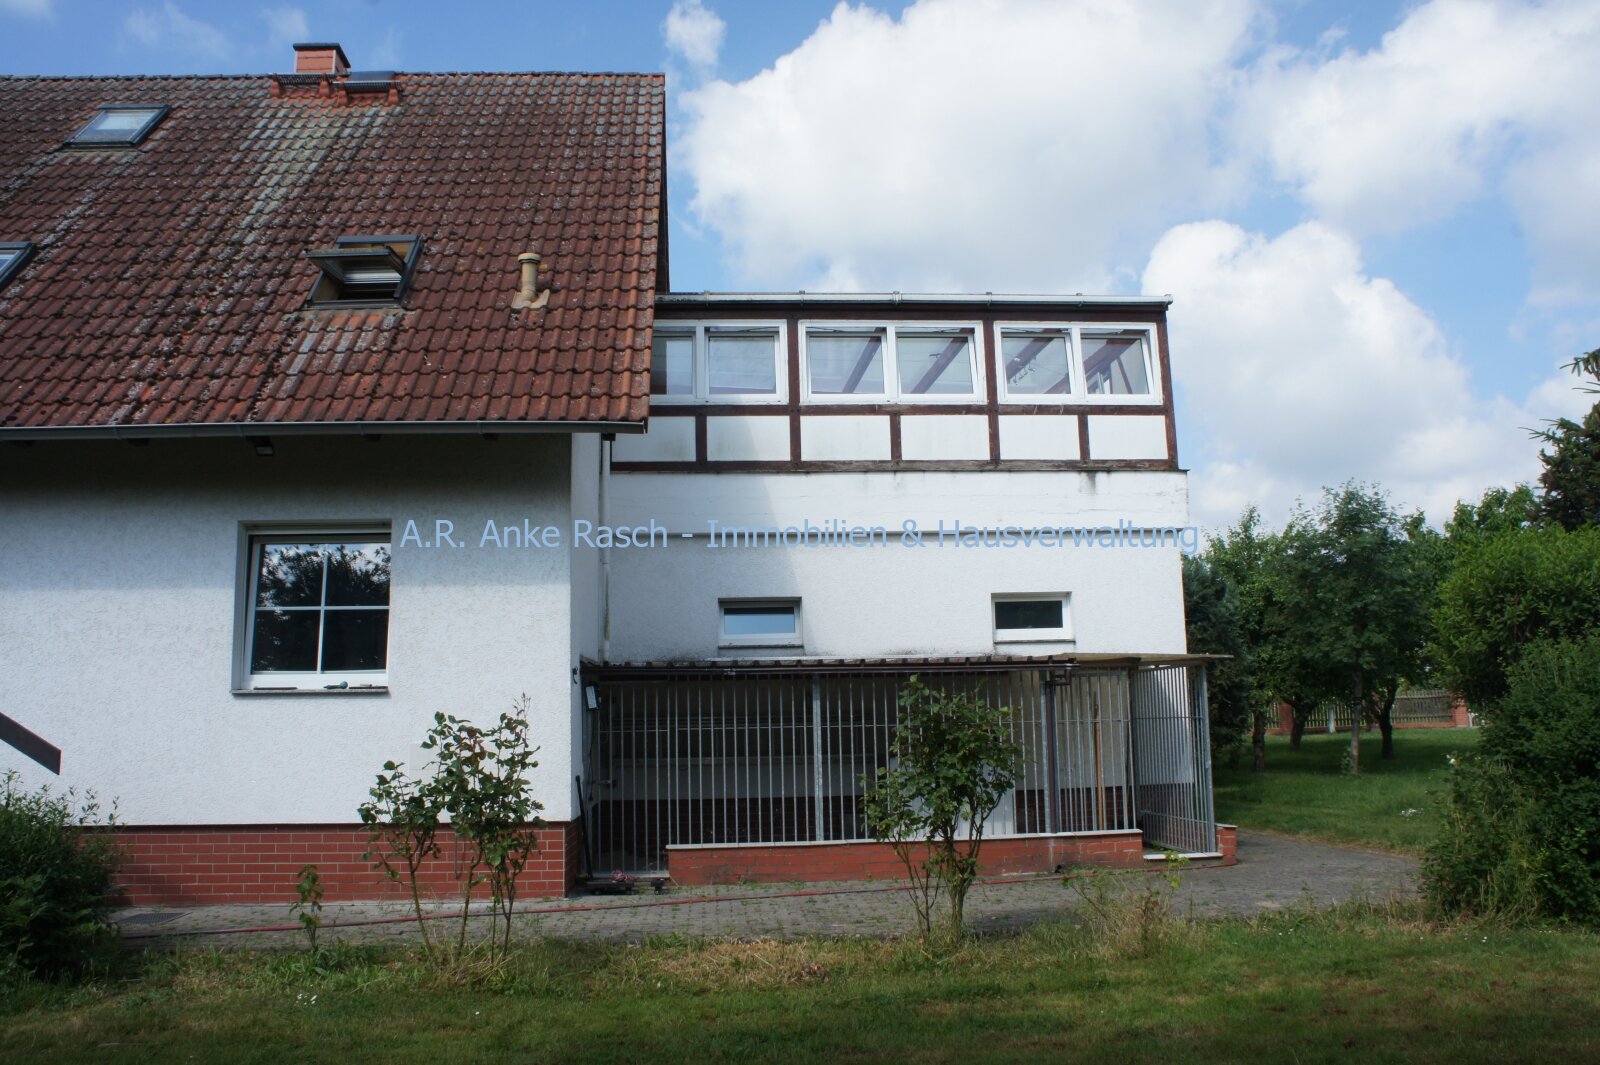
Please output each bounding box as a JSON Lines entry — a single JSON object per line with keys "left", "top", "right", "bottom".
{"left": 598, "top": 433, "right": 612, "bottom": 661}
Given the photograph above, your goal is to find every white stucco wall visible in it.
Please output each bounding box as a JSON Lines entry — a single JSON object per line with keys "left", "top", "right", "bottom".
{"left": 0, "top": 435, "right": 583, "bottom": 824}
{"left": 602, "top": 469, "right": 1190, "bottom": 661}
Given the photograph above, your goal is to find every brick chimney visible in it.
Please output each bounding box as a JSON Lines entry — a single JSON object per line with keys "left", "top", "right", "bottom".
{"left": 293, "top": 42, "right": 350, "bottom": 76}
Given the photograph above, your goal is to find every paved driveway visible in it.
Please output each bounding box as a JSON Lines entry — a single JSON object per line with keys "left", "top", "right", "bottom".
{"left": 119, "top": 832, "right": 1419, "bottom": 950}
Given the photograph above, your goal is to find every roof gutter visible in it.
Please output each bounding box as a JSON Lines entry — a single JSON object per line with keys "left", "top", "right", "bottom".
{"left": 0, "top": 419, "right": 646, "bottom": 442}
{"left": 656, "top": 292, "right": 1174, "bottom": 307}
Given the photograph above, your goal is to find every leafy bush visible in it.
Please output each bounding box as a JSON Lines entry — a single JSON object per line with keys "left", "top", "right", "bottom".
{"left": 0, "top": 771, "right": 122, "bottom": 979}
{"left": 863, "top": 677, "right": 1020, "bottom": 947}
{"left": 1425, "top": 633, "right": 1600, "bottom": 921}
{"left": 1431, "top": 525, "right": 1600, "bottom": 705}
{"left": 360, "top": 698, "right": 544, "bottom": 969}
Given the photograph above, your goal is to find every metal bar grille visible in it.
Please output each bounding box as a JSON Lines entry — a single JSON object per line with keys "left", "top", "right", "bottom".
{"left": 1129, "top": 663, "right": 1216, "bottom": 854}
{"left": 586, "top": 664, "right": 1216, "bottom": 873}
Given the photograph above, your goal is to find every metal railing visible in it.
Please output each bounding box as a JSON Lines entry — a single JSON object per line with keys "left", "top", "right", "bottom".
{"left": 1308, "top": 688, "right": 1459, "bottom": 731}
{"left": 583, "top": 662, "right": 1213, "bottom": 873}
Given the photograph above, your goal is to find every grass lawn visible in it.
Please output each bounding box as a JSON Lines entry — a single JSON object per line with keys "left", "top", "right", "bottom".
{"left": 3, "top": 905, "right": 1598, "bottom": 1064}
{"left": 1213, "top": 728, "right": 1478, "bottom": 853}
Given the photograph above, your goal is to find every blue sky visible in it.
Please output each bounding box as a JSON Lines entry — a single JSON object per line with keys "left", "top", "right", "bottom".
{"left": 3, "top": 0, "right": 1596, "bottom": 527}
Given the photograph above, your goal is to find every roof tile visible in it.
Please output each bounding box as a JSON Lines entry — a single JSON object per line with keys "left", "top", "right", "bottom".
{"left": 0, "top": 71, "right": 663, "bottom": 432}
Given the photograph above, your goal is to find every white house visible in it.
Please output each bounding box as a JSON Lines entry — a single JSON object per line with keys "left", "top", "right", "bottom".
{"left": 0, "top": 47, "right": 1225, "bottom": 906}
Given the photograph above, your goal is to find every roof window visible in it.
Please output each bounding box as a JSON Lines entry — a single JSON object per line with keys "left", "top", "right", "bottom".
{"left": 306, "top": 235, "right": 422, "bottom": 307}
{"left": 67, "top": 104, "right": 169, "bottom": 148}
{"left": 0, "top": 242, "right": 34, "bottom": 291}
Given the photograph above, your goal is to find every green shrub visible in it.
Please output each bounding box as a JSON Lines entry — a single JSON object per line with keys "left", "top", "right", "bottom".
{"left": 0, "top": 771, "right": 122, "bottom": 979}
{"left": 1425, "top": 634, "right": 1600, "bottom": 921}
{"left": 1423, "top": 756, "right": 1546, "bottom": 920}
{"left": 1431, "top": 525, "right": 1600, "bottom": 705}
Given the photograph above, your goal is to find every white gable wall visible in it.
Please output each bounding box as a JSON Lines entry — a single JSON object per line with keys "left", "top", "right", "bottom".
{"left": 0, "top": 435, "right": 581, "bottom": 824}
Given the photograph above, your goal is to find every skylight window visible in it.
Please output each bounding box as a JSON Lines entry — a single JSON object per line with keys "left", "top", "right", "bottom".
{"left": 0, "top": 242, "right": 34, "bottom": 291}
{"left": 306, "top": 235, "right": 422, "bottom": 306}
{"left": 67, "top": 105, "right": 169, "bottom": 148}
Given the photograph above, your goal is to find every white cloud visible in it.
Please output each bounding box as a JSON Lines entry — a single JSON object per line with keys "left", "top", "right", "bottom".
{"left": 0, "top": 0, "right": 53, "bottom": 18}
{"left": 124, "top": 2, "right": 230, "bottom": 59}
{"left": 262, "top": 5, "right": 309, "bottom": 50}
{"left": 664, "top": 0, "right": 726, "bottom": 70}
{"left": 678, "top": 0, "right": 1258, "bottom": 290}
{"left": 1241, "top": 0, "right": 1600, "bottom": 301}
{"left": 1144, "top": 220, "right": 1591, "bottom": 528}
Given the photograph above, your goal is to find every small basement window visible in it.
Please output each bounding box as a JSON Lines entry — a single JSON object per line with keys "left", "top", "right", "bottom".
{"left": 993, "top": 594, "right": 1071, "bottom": 642}
{"left": 67, "top": 104, "right": 169, "bottom": 148}
{"left": 0, "top": 242, "right": 34, "bottom": 291}
{"left": 306, "top": 234, "right": 422, "bottom": 307}
{"left": 241, "top": 532, "right": 391, "bottom": 691}
{"left": 719, "top": 598, "right": 802, "bottom": 648}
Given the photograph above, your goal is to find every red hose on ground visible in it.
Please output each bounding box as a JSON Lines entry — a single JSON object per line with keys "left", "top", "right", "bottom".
{"left": 120, "top": 870, "right": 1088, "bottom": 941}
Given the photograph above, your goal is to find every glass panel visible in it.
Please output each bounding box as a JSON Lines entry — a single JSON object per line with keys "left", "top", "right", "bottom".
{"left": 807, "top": 332, "right": 884, "bottom": 395}
{"left": 321, "top": 611, "right": 389, "bottom": 672}
{"left": 1083, "top": 333, "right": 1151, "bottom": 395}
{"left": 255, "top": 543, "right": 324, "bottom": 608}
{"left": 0, "top": 250, "right": 15, "bottom": 270}
{"left": 897, "top": 333, "right": 974, "bottom": 395}
{"left": 324, "top": 543, "right": 391, "bottom": 606}
{"left": 651, "top": 332, "right": 694, "bottom": 396}
{"left": 722, "top": 604, "right": 798, "bottom": 638}
{"left": 251, "top": 610, "right": 320, "bottom": 672}
{"left": 1003, "top": 331, "right": 1073, "bottom": 395}
{"left": 94, "top": 110, "right": 157, "bottom": 132}
{"left": 707, "top": 330, "right": 778, "bottom": 395}
{"left": 995, "top": 599, "right": 1063, "bottom": 630}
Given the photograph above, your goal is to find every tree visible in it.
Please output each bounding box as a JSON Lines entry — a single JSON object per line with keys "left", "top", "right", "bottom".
{"left": 1535, "top": 349, "right": 1600, "bottom": 531}
{"left": 1444, "top": 484, "right": 1541, "bottom": 543}
{"left": 1182, "top": 554, "right": 1253, "bottom": 767}
{"left": 1203, "top": 508, "right": 1281, "bottom": 771}
{"left": 1275, "top": 485, "right": 1437, "bottom": 769}
{"left": 863, "top": 677, "right": 1020, "bottom": 946}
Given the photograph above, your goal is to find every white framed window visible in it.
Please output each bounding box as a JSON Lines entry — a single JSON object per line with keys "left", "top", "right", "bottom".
{"left": 719, "top": 598, "right": 802, "bottom": 648}
{"left": 992, "top": 593, "right": 1072, "bottom": 643}
{"left": 996, "top": 323, "right": 1160, "bottom": 405}
{"left": 800, "top": 322, "right": 984, "bottom": 404}
{"left": 239, "top": 529, "right": 391, "bottom": 691}
{"left": 650, "top": 322, "right": 787, "bottom": 404}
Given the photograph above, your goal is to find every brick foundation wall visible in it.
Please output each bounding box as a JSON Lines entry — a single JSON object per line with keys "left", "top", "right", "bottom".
{"left": 112, "top": 822, "right": 577, "bottom": 907}
{"left": 667, "top": 831, "right": 1149, "bottom": 885}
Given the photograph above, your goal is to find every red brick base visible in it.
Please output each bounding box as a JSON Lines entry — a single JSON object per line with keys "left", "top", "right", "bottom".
{"left": 668, "top": 831, "right": 1149, "bottom": 885}
{"left": 1217, "top": 823, "right": 1238, "bottom": 865}
{"left": 669, "top": 825, "right": 1241, "bottom": 885}
{"left": 111, "top": 822, "right": 578, "bottom": 907}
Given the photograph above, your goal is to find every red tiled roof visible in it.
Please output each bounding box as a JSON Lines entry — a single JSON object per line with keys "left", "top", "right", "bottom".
{"left": 0, "top": 72, "right": 664, "bottom": 434}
